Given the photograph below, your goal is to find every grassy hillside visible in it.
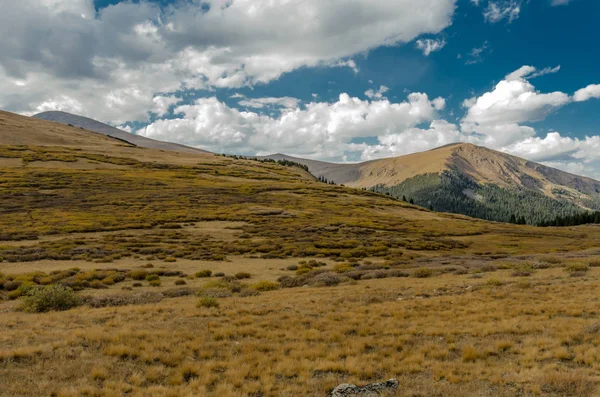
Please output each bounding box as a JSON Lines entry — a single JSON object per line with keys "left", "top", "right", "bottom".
{"left": 3, "top": 111, "right": 600, "bottom": 396}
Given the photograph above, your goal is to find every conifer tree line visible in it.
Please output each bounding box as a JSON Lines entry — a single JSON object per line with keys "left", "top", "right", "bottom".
{"left": 221, "top": 154, "right": 309, "bottom": 172}
{"left": 371, "top": 170, "right": 600, "bottom": 227}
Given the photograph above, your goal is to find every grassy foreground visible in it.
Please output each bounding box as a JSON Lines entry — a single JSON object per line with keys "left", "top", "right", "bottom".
{"left": 2, "top": 264, "right": 600, "bottom": 396}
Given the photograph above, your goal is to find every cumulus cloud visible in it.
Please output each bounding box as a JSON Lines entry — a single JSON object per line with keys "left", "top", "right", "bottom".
{"left": 415, "top": 38, "right": 447, "bottom": 56}
{"left": 0, "top": 0, "right": 457, "bottom": 122}
{"left": 574, "top": 84, "right": 600, "bottom": 102}
{"left": 353, "top": 120, "right": 461, "bottom": 160}
{"left": 484, "top": 1, "right": 521, "bottom": 24}
{"left": 365, "top": 86, "right": 390, "bottom": 99}
{"left": 138, "top": 92, "right": 446, "bottom": 158}
{"left": 461, "top": 66, "right": 571, "bottom": 146}
{"left": 151, "top": 96, "right": 183, "bottom": 117}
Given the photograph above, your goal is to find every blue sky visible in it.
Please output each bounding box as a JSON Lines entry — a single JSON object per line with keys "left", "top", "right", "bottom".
{"left": 1, "top": 0, "right": 600, "bottom": 177}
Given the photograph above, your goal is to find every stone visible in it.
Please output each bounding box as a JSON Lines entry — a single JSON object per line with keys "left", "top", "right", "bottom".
{"left": 327, "top": 378, "right": 399, "bottom": 396}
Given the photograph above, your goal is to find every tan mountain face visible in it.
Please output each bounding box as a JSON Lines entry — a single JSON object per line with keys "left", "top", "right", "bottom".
{"left": 263, "top": 143, "right": 600, "bottom": 207}
{"left": 33, "top": 111, "right": 211, "bottom": 155}
{"left": 0, "top": 110, "right": 216, "bottom": 166}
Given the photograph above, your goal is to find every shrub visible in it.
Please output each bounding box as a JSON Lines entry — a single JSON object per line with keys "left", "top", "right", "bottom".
{"left": 486, "top": 278, "right": 503, "bottom": 287}
{"left": 589, "top": 260, "right": 600, "bottom": 268}
{"left": 142, "top": 263, "right": 154, "bottom": 269}
{"left": 213, "top": 272, "right": 225, "bottom": 277}
{"left": 101, "top": 277, "right": 115, "bottom": 286}
{"left": 197, "top": 297, "right": 219, "bottom": 309}
{"left": 511, "top": 266, "right": 534, "bottom": 277}
{"left": 198, "top": 288, "right": 233, "bottom": 298}
{"left": 454, "top": 268, "right": 469, "bottom": 275}
{"left": 412, "top": 268, "right": 433, "bottom": 278}
{"left": 84, "top": 292, "right": 162, "bottom": 308}
{"left": 252, "top": 280, "right": 280, "bottom": 291}
{"left": 132, "top": 282, "right": 142, "bottom": 288}
{"left": 195, "top": 270, "right": 212, "bottom": 278}
{"left": 145, "top": 274, "right": 160, "bottom": 282}
{"left": 149, "top": 279, "right": 161, "bottom": 287}
{"left": 286, "top": 265, "right": 298, "bottom": 271}
{"left": 565, "top": 263, "right": 588, "bottom": 273}
{"left": 277, "top": 275, "right": 308, "bottom": 288}
{"left": 21, "top": 285, "right": 81, "bottom": 313}
{"left": 388, "top": 269, "right": 409, "bottom": 278}
{"left": 480, "top": 264, "right": 497, "bottom": 273}
{"left": 174, "top": 279, "right": 187, "bottom": 286}
{"left": 129, "top": 270, "right": 148, "bottom": 280}
{"left": 312, "top": 272, "right": 343, "bottom": 287}
{"left": 235, "top": 272, "right": 251, "bottom": 280}
{"left": 164, "top": 257, "right": 177, "bottom": 263}
{"left": 239, "top": 288, "right": 260, "bottom": 297}
{"left": 3, "top": 280, "right": 22, "bottom": 291}
{"left": 530, "top": 262, "right": 550, "bottom": 270}
{"left": 90, "top": 280, "right": 108, "bottom": 289}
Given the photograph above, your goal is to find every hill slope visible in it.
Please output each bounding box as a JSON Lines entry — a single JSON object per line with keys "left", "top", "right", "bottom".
{"left": 262, "top": 144, "right": 600, "bottom": 225}
{"left": 33, "top": 111, "right": 210, "bottom": 154}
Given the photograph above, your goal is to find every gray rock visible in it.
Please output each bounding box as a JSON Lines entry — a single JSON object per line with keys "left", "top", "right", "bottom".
{"left": 327, "top": 378, "right": 399, "bottom": 396}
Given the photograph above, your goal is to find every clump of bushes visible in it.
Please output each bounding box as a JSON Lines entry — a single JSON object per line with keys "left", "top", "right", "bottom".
{"left": 251, "top": 280, "right": 280, "bottom": 291}
{"left": 589, "top": 260, "right": 600, "bottom": 268}
{"left": 174, "top": 279, "right": 187, "bottom": 286}
{"left": 21, "top": 285, "right": 81, "bottom": 313}
{"left": 412, "top": 268, "right": 433, "bottom": 278}
{"left": 149, "top": 279, "right": 161, "bottom": 287}
{"left": 234, "top": 272, "right": 251, "bottom": 280}
{"left": 197, "top": 297, "right": 220, "bottom": 309}
{"left": 145, "top": 274, "right": 160, "bottom": 282}
{"left": 129, "top": 270, "right": 148, "bottom": 280}
{"left": 565, "top": 263, "right": 589, "bottom": 273}
{"left": 195, "top": 270, "right": 212, "bottom": 278}
{"left": 511, "top": 266, "right": 534, "bottom": 277}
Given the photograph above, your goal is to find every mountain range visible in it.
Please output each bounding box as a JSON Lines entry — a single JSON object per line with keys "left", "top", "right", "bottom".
{"left": 261, "top": 144, "right": 600, "bottom": 225}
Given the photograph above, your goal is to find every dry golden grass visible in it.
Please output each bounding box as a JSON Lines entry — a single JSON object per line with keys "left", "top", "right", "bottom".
{"left": 2, "top": 267, "right": 600, "bottom": 396}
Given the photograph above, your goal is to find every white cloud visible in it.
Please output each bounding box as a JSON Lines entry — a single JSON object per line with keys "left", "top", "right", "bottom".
{"left": 238, "top": 97, "right": 301, "bottom": 110}
{"left": 484, "top": 1, "right": 521, "bottom": 24}
{"left": 574, "top": 84, "right": 600, "bottom": 102}
{"left": 461, "top": 66, "right": 571, "bottom": 146}
{"left": 365, "top": 86, "right": 389, "bottom": 99}
{"left": 151, "top": 95, "right": 183, "bottom": 117}
{"left": 138, "top": 92, "right": 446, "bottom": 158}
{"left": 354, "top": 120, "right": 461, "bottom": 160}
{"left": 415, "top": 38, "right": 447, "bottom": 56}
{"left": 465, "top": 41, "right": 489, "bottom": 65}
{"left": 551, "top": 0, "right": 571, "bottom": 6}
{"left": 0, "top": 0, "right": 457, "bottom": 123}
{"left": 503, "top": 132, "right": 600, "bottom": 179}
{"left": 505, "top": 65, "right": 561, "bottom": 81}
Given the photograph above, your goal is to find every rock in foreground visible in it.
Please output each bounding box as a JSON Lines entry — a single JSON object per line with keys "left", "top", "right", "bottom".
{"left": 327, "top": 378, "right": 399, "bottom": 396}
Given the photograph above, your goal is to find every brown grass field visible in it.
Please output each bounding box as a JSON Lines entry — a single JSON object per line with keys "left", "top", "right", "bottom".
{"left": 2, "top": 111, "right": 600, "bottom": 396}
